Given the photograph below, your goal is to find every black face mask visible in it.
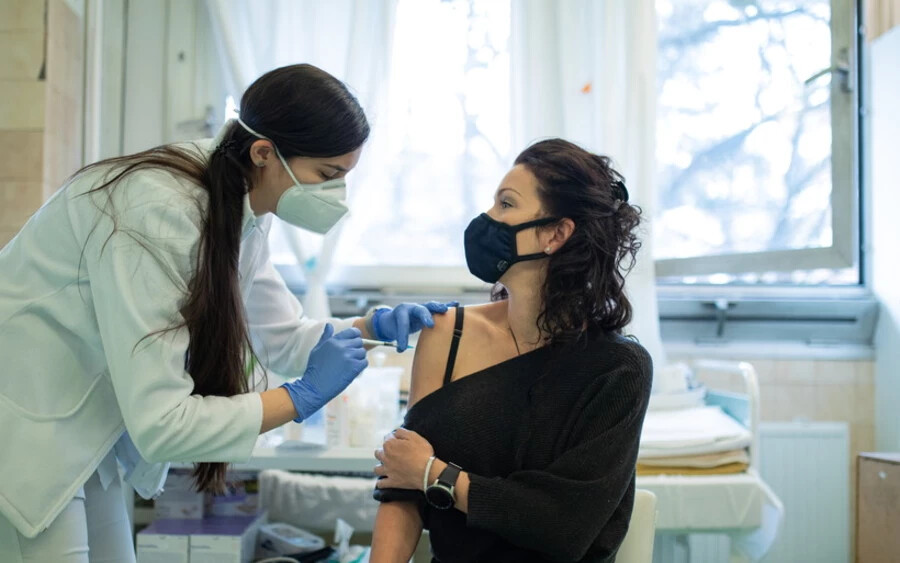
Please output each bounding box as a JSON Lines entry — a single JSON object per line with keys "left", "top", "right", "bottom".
{"left": 464, "top": 213, "right": 560, "bottom": 283}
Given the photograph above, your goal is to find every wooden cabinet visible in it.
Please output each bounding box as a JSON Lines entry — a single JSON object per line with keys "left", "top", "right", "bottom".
{"left": 857, "top": 453, "right": 900, "bottom": 563}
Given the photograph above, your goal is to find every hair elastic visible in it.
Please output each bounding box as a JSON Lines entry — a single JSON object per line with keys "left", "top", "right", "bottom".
{"left": 214, "top": 139, "right": 237, "bottom": 156}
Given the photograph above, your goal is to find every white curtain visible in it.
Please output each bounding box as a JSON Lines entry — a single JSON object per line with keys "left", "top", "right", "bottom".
{"left": 203, "top": 0, "right": 397, "bottom": 317}
{"left": 510, "top": 0, "right": 667, "bottom": 373}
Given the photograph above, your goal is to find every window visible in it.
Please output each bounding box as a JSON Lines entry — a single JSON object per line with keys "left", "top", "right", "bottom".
{"left": 654, "top": 0, "right": 860, "bottom": 285}
{"left": 334, "top": 0, "right": 511, "bottom": 269}
{"left": 269, "top": 0, "right": 512, "bottom": 290}
{"left": 267, "top": 0, "right": 861, "bottom": 290}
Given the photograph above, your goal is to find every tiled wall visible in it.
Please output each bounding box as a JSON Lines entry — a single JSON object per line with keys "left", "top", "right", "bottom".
{"left": 0, "top": 1, "right": 46, "bottom": 247}
{"left": 672, "top": 357, "right": 876, "bottom": 465}
{"left": 43, "top": 0, "right": 84, "bottom": 199}
{"left": 0, "top": 0, "right": 84, "bottom": 247}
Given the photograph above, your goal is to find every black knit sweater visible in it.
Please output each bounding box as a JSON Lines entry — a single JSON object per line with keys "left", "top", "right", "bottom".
{"left": 375, "top": 328, "right": 653, "bottom": 563}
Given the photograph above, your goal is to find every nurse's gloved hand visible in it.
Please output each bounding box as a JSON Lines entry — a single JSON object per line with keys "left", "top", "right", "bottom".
{"left": 373, "top": 301, "right": 458, "bottom": 352}
{"left": 281, "top": 325, "right": 368, "bottom": 422}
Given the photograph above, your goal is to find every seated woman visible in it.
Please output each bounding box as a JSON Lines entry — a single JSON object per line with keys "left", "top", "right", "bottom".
{"left": 370, "top": 138, "right": 652, "bottom": 563}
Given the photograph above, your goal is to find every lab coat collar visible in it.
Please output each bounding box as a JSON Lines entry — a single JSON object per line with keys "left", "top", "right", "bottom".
{"left": 241, "top": 192, "right": 258, "bottom": 241}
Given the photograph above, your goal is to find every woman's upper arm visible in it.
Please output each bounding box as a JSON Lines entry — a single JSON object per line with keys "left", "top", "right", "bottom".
{"left": 407, "top": 307, "right": 457, "bottom": 409}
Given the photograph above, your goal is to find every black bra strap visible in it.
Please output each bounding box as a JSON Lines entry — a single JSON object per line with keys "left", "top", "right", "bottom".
{"left": 443, "top": 307, "right": 464, "bottom": 386}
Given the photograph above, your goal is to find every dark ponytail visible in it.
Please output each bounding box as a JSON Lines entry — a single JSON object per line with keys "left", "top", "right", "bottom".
{"left": 183, "top": 140, "right": 254, "bottom": 493}
{"left": 76, "top": 64, "right": 369, "bottom": 493}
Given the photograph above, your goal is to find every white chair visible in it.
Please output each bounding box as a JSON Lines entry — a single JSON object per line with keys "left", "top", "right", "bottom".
{"left": 616, "top": 489, "right": 658, "bottom": 563}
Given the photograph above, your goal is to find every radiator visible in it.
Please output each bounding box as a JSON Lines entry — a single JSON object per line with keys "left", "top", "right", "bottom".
{"left": 652, "top": 421, "right": 850, "bottom": 563}
{"left": 757, "top": 421, "right": 849, "bottom": 563}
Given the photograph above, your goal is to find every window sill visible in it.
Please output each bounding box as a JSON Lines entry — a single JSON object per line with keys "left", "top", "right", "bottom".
{"left": 664, "top": 340, "right": 875, "bottom": 361}
{"left": 275, "top": 266, "right": 879, "bottom": 353}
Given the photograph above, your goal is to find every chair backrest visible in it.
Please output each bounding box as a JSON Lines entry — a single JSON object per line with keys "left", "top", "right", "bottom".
{"left": 616, "top": 489, "right": 657, "bottom": 563}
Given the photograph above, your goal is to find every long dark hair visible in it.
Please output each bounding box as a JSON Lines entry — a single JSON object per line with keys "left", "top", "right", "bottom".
{"left": 76, "top": 64, "right": 369, "bottom": 492}
{"left": 497, "top": 138, "right": 642, "bottom": 344}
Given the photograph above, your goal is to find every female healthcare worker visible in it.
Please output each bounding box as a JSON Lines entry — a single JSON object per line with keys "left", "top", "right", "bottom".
{"left": 0, "top": 64, "right": 446, "bottom": 562}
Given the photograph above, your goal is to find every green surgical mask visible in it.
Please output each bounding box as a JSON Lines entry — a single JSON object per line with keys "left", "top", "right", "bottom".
{"left": 236, "top": 117, "right": 350, "bottom": 234}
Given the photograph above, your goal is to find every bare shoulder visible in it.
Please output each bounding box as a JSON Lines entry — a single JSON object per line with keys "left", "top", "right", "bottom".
{"left": 407, "top": 302, "right": 507, "bottom": 408}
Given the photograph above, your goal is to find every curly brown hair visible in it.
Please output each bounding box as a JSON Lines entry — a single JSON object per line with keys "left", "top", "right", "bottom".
{"left": 494, "top": 138, "right": 642, "bottom": 344}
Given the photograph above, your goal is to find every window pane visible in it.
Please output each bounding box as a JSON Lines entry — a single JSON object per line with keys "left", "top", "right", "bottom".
{"left": 332, "top": 0, "right": 511, "bottom": 267}
{"left": 655, "top": 0, "right": 834, "bottom": 261}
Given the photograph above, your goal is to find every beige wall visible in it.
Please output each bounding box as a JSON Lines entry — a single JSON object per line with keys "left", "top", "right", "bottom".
{"left": 43, "top": 0, "right": 84, "bottom": 199}
{"left": 867, "top": 0, "right": 900, "bottom": 42}
{"left": 672, "top": 357, "right": 876, "bottom": 465}
{"left": 0, "top": 1, "right": 46, "bottom": 247}
{"left": 0, "top": 0, "right": 84, "bottom": 248}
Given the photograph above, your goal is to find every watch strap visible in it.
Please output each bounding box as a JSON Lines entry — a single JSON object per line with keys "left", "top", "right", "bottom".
{"left": 436, "top": 462, "right": 462, "bottom": 488}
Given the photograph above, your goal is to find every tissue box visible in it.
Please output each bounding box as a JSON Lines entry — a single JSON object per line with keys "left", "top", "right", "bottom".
{"left": 154, "top": 469, "right": 204, "bottom": 520}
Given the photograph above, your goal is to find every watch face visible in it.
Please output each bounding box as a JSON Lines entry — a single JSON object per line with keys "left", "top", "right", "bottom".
{"left": 425, "top": 485, "right": 454, "bottom": 510}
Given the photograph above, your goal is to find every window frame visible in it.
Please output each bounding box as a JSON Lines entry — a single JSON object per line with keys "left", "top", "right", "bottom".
{"left": 107, "top": 0, "right": 875, "bottom": 353}
{"left": 318, "top": 0, "right": 866, "bottom": 289}
{"left": 278, "top": 273, "right": 878, "bottom": 358}
{"left": 654, "top": 0, "right": 861, "bottom": 279}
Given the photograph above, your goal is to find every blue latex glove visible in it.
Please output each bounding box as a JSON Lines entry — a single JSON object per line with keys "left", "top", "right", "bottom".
{"left": 281, "top": 325, "right": 368, "bottom": 422}
{"left": 372, "top": 301, "right": 459, "bottom": 352}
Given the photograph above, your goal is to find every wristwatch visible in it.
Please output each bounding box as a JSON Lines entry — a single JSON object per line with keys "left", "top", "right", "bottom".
{"left": 425, "top": 462, "right": 462, "bottom": 510}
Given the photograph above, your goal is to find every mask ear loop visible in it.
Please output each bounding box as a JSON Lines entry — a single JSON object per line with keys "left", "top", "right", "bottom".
{"left": 510, "top": 216, "right": 563, "bottom": 262}
{"left": 236, "top": 117, "right": 307, "bottom": 189}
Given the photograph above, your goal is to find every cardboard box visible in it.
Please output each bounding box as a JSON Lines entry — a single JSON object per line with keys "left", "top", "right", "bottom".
{"left": 136, "top": 520, "right": 192, "bottom": 563}
{"left": 189, "top": 513, "right": 267, "bottom": 563}
{"left": 154, "top": 469, "right": 204, "bottom": 520}
{"left": 206, "top": 470, "right": 260, "bottom": 517}
{"left": 856, "top": 453, "right": 900, "bottom": 563}
{"left": 137, "top": 513, "right": 266, "bottom": 563}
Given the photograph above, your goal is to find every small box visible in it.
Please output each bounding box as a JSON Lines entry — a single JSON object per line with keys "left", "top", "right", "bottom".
{"left": 206, "top": 470, "right": 260, "bottom": 516}
{"left": 136, "top": 519, "right": 195, "bottom": 563}
{"left": 154, "top": 469, "right": 204, "bottom": 520}
{"left": 856, "top": 453, "right": 900, "bottom": 563}
{"left": 189, "top": 513, "right": 267, "bottom": 563}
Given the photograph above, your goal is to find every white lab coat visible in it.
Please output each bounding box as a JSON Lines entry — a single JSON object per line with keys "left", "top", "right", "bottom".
{"left": 0, "top": 138, "right": 354, "bottom": 538}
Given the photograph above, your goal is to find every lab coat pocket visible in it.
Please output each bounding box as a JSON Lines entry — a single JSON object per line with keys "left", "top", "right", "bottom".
{"left": 0, "top": 300, "right": 109, "bottom": 419}
{"left": 0, "top": 371, "right": 107, "bottom": 421}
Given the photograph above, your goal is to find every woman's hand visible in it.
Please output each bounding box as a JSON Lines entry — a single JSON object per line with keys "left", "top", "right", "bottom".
{"left": 374, "top": 428, "right": 435, "bottom": 491}
{"left": 280, "top": 324, "right": 367, "bottom": 422}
